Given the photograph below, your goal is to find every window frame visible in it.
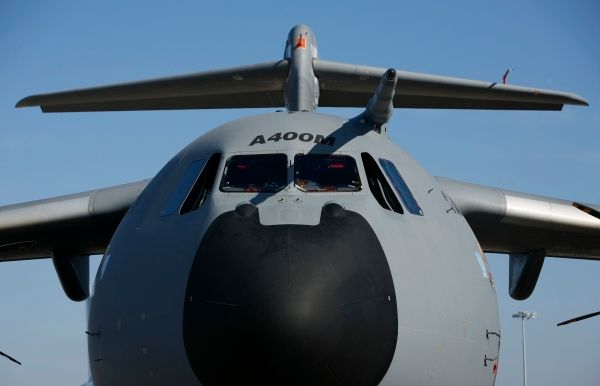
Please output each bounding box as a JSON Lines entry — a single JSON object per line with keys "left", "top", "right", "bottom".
{"left": 293, "top": 153, "right": 362, "bottom": 193}
{"left": 361, "top": 153, "right": 404, "bottom": 214}
{"left": 219, "top": 153, "right": 289, "bottom": 193}
{"left": 180, "top": 153, "right": 222, "bottom": 214}
{"left": 378, "top": 158, "right": 423, "bottom": 216}
{"left": 160, "top": 159, "right": 208, "bottom": 217}
{"left": 160, "top": 153, "right": 222, "bottom": 217}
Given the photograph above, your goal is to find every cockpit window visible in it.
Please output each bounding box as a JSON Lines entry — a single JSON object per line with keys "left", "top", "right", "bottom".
{"left": 161, "top": 159, "right": 207, "bottom": 217}
{"left": 379, "top": 159, "right": 423, "bottom": 215}
{"left": 361, "top": 153, "right": 403, "bottom": 213}
{"left": 220, "top": 154, "right": 288, "bottom": 192}
{"left": 181, "top": 153, "right": 222, "bottom": 214}
{"left": 294, "top": 154, "right": 361, "bottom": 192}
{"left": 161, "top": 153, "right": 222, "bottom": 217}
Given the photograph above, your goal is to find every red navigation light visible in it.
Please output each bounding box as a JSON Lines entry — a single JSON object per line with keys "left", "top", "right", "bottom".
{"left": 296, "top": 35, "right": 306, "bottom": 48}
{"left": 328, "top": 162, "right": 345, "bottom": 169}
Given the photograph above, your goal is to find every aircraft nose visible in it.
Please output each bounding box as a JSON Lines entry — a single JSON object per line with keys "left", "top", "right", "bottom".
{"left": 183, "top": 203, "right": 397, "bottom": 386}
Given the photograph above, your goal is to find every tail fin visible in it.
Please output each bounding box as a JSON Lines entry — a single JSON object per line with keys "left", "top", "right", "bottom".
{"left": 16, "top": 26, "right": 587, "bottom": 113}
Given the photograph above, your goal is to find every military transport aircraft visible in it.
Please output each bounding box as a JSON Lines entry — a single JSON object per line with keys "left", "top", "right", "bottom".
{"left": 1, "top": 25, "right": 598, "bottom": 386}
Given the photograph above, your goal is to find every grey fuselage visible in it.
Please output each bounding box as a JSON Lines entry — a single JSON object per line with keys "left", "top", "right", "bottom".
{"left": 89, "top": 111, "right": 500, "bottom": 386}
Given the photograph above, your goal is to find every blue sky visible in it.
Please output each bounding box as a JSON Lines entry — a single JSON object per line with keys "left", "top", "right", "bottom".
{"left": 1, "top": 1, "right": 599, "bottom": 385}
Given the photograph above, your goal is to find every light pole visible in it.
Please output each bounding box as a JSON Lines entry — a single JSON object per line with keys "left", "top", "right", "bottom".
{"left": 513, "top": 311, "right": 536, "bottom": 386}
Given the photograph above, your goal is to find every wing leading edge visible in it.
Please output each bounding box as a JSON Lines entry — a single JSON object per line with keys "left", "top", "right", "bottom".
{"left": 0, "top": 180, "right": 149, "bottom": 262}
{"left": 436, "top": 177, "right": 600, "bottom": 260}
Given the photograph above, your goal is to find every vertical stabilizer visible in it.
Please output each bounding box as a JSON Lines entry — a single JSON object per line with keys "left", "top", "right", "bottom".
{"left": 283, "top": 25, "right": 319, "bottom": 111}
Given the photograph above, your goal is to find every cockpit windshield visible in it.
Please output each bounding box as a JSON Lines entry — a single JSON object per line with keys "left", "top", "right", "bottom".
{"left": 294, "top": 154, "right": 361, "bottom": 192}
{"left": 220, "top": 154, "right": 287, "bottom": 192}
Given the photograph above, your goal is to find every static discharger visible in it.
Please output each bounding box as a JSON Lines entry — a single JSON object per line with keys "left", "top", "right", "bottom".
{"left": 0, "top": 349, "right": 21, "bottom": 365}
{"left": 557, "top": 311, "right": 600, "bottom": 326}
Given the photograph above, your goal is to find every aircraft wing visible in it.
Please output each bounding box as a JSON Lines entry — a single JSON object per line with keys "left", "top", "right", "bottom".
{"left": 436, "top": 177, "right": 600, "bottom": 260}
{"left": 0, "top": 180, "right": 149, "bottom": 262}
{"left": 314, "top": 60, "right": 588, "bottom": 110}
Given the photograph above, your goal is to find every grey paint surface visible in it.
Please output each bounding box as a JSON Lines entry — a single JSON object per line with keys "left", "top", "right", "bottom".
{"left": 283, "top": 24, "right": 320, "bottom": 112}
{"left": 16, "top": 62, "right": 289, "bottom": 112}
{"left": 88, "top": 112, "right": 501, "bottom": 385}
{"left": 0, "top": 25, "right": 596, "bottom": 385}
{"left": 0, "top": 180, "right": 148, "bottom": 261}
{"left": 314, "top": 59, "right": 588, "bottom": 109}
{"left": 437, "top": 177, "right": 600, "bottom": 259}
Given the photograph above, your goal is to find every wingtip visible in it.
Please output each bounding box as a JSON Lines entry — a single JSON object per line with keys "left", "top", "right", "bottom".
{"left": 15, "top": 96, "right": 37, "bottom": 108}
{"left": 568, "top": 93, "right": 589, "bottom": 107}
{"left": 15, "top": 99, "right": 27, "bottom": 108}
